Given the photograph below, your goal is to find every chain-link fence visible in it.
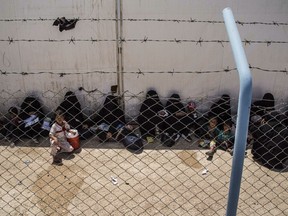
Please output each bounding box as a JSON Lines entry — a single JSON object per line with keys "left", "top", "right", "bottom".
{"left": 0, "top": 89, "right": 287, "bottom": 216}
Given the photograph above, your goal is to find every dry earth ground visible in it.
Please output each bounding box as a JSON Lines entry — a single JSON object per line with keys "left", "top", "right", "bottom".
{"left": 0, "top": 137, "right": 287, "bottom": 216}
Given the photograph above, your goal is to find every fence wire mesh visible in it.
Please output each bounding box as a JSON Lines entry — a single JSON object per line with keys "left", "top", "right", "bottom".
{"left": 0, "top": 89, "right": 287, "bottom": 216}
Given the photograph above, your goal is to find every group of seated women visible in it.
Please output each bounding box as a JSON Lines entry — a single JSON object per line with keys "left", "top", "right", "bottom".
{"left": 0, "top": 90, "right": 287, "bottom": 169}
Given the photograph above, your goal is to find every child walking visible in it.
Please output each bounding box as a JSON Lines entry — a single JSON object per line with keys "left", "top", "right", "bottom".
{"left": 49, "top": 110, "right": 74, "bottom": 165}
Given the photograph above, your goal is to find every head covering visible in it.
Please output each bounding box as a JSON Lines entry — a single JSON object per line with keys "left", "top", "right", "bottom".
{"left": 251, "top": 92, "right": 275, "bottom": 117}
{"left": 165, "top": 93, "right": 185, "bottom": 115}
{"left": 262, "top": 93, "right": 275, "bottom": 110}
{"left": 139, "top": 90, "right": 163, "bottom": 115}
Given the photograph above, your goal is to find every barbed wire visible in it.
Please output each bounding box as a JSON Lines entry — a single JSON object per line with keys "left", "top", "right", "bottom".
{"left": 0, "top": 37, "right": 287, "bottom": 46}
{"left": 0, "top": 66, "right": 287, "bottom": 77}
{"left": 0, "top": 17, "right": 288, "bottom": 26}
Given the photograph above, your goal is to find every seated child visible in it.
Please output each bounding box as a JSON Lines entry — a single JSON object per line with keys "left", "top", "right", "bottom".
{"left": 198, "top": 116, "right": 220, "bottom": 149}
{"left": 49, "top": 110, "right": 74, "bottom": 165}
{"left": 206, "top": 120, "right": 234, "bottom": 156}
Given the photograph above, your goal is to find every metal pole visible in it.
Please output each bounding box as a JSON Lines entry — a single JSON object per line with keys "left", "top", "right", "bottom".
{"left": 223, "top": 7, "right": 253, "bottom": 216}
{"left": 115, "top": 0, "right": 125, "bottom": 108}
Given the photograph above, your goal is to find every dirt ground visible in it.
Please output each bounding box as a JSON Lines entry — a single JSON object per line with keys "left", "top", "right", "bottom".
{"left": 0, "top": 136, "right": 287, "bottom": 216}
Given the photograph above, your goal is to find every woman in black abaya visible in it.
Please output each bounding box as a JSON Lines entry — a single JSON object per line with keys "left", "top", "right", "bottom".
{"left": 160, "top": 93, "right": 190, "bottom": 146}
{"left": 137, "top": 90, "right": 164, "bottom": 139}
{"left": 94, "top": 95, "right": 126, "bottom": 142}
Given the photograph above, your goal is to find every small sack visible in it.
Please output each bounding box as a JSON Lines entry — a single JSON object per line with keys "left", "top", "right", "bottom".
{"left": 122, "top": 135, "right": 143, "bottom": 151}
{"left": 98, "top": 123, "right": 110, "bottom": 131}
{"left": 24, "top": 115, "right": 39, "bottom": 128}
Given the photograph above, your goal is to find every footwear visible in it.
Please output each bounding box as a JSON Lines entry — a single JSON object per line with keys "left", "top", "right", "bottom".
{"left": 52, "top": 159, "right": 63, "bottom": 166}
{"left": 227, "top": 148, "right": 233, "bottom": 156}
{"left": 172, "top": 133, "right": 181, "bottom": 142}
{"left": 32, "top": 138, "right": 39, "bottom": 144}
{"left": 182, "top": 133, "right": 192, "bottom": 142}
{"left": 206, "top": 149, "right": 216, "bottom": 156}
{"left": 206, "top": 145, "right": 216, "bottom": 156}
{"left": 161, "top": 133, "right": 169, "bottom": 142}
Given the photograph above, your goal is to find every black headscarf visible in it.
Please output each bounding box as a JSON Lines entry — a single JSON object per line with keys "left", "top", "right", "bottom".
{"left": 251, "top": 93, "right": 275, "bottom": 117}
{"left": 165, "top": 93, "right": 185, "bottom": 115}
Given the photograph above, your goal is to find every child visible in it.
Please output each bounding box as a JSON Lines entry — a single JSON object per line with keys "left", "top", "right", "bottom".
{"left": 49, "top": 110, "right": 74, "bottom": 165}
{"left": 206, "top": 120, "right": 234, "bottom": 156}
{"left": 198, "top": 117, "right": 220, "bottom": 149}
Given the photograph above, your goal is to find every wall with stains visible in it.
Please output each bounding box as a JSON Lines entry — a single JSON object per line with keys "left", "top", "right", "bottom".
{"left": 0, "top": 0, "right": 288, "bottom": 117}
{"left": 0, "top": 0, "right": 117, "bottom": 114}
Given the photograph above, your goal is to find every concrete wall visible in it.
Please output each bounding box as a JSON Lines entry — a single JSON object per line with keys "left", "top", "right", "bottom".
{"left": 0, "top": 0, "right": 117, "bottom": 114}
{"left": 0, "top": 0, "right": 288, "bottom": 117}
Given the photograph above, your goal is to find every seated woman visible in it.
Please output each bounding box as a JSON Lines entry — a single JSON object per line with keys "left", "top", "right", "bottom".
{"left": 137, "top": 90, "right": 164, "bottom": 141}
{"left": 0, "top": 107, "right": 22, "bottom": 147}
{"left": 93, "top": 95, "right": 126, "bottom": 142}
{"left": 160, "top": 93, "right": 191, "bottom": 146}
{"left": 250, "top": 113, "right": 288, "bottom": 170}
{"left": 4, "top": 107, "right": 22, "bottom": 146}
{"left": 19, "top": 96, "right": 45, "bottom": 143}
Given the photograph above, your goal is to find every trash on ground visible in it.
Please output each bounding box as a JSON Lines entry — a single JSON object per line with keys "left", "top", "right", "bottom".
{"left": 202, "top": 168, "right": 209, "bottom": 175}
{"left": 24, "top": 160, "right": 31, "bottom": 166}
{"left": 111, "top": 176, "right": 118, "bottom": 185}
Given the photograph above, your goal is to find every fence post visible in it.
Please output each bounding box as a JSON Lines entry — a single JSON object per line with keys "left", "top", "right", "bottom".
{"left": 223, "top": 7, "right": 253, "bottom": 216}
{"left": 115, "top": 0, "right": 125, "bottom": 108}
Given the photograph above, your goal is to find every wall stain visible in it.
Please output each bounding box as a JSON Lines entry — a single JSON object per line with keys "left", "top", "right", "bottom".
{"left": 32, "top": 164, "right": 87, "bottom": 215}
{"left": 178, "top": 151, "right": 203, "bottom": 169}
